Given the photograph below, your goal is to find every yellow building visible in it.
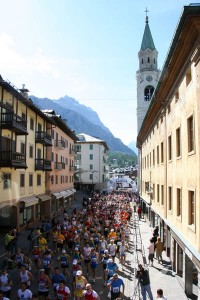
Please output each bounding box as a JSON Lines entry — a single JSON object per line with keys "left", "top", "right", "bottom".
{"left": 0, "top": 78, "right": 53, "bottom": 227}
{"left": 137, "top": 5, "right": 200, "bottom": 298}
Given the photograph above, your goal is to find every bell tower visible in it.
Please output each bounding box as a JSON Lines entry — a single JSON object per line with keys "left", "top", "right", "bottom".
{"left": 137, "top": 12, "right": 160, "bottom": 133}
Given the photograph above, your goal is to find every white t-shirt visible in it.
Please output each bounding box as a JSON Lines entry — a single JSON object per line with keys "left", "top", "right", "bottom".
{"left": 17, "top": 288, "right": 32, "bottom": 299}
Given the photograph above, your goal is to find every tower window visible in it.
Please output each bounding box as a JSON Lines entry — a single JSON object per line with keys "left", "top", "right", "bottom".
{"left": 154, "top": 58, "right": 156, "bottom": 64}
{"left": 148, "top": 57, "right": 150, "bottom": 63}
{"left": 141, "top": 58, "right": 143, "bottom": 64}
{"left": 144, "top": 85, "right": 154, "bottom": 101}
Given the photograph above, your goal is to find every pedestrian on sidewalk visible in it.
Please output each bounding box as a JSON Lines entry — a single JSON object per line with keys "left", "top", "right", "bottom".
{"left": 147, "top": 238, "right": 155, "bottom": 266}
{"left": 136, "top": 264, "right": 153, "bottom": 300}
{"left": 155, "top": 237, "right": 164, "bottom": 264}
{"left": 0, "top": 291, "right": 9, "bottom": 300}
{"left": 156, "top": 288, "right": 167, "bottom": 299}
{"left": 137, "top": 205, "right": 142, "bottom": 220}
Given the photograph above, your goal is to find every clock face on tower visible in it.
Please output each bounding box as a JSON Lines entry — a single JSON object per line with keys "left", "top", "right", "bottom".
{"left": 146, "top": 75, "right": 153, "bottom": 82}
{"left": 144, "top": 85, "right": 154, "bottom": 101}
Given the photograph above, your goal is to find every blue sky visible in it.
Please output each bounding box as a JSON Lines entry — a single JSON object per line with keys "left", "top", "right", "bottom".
{"left": 0, "top": 0, "right": 191, "bottom": 145}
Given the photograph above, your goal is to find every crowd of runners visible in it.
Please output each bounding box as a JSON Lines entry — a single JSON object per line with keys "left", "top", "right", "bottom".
{"left": 0, "top": 191, "right": 134, "bottom": 300}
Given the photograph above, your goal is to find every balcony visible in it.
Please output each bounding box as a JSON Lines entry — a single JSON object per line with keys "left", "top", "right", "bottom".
{"left": 0, "top": 151, "right": 27, "bottom": 169}
{"left": 54, "top": 140, "right": 65, "bottom": 149}
{"left": 35, "top": 159, "right": 52, "bottom": 171}
{"left": 54, "top": 162, "right": 62, "bottom": 170}
{"left": 0, "top": 112, "right": 28, "bottom": 135}
{"left": 35, "top": 131, "right": 52, "bottom": 146}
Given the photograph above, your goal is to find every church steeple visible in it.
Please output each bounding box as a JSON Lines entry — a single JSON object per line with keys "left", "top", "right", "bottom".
{"left": 136, "top": 10, "right": 160, "bottom": 133}
{"left": 140, "top": 16, "right": 155, "bottom": 51}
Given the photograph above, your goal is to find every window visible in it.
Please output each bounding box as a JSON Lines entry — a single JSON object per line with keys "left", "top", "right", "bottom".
{"left": 188, "top": 190, "right": 195, "bottom": 225}
{"left": 29, "top": 174, "right": 33, "bottom": 187}
{"left": 52, "top": 129, "right": 54, "bottom": 139}
{"left": 37, "top": 174, "right": 41, "bottom": 186}
{"left": 21, "top": 112, "right": 26, "bottom": 120}
{"left": 3, "top": 173, "right": 11, "bottom": 189}
{"left": 186, "top": 67, "right": 192, "bottom": 86}
{"left": 175, "top": 90, "right": 179, "bottom": 103}
{"left": 157, "top": 145, "right": 159, "bottom": 164}
{"left": 65, "top": 158, "right": 68, "bottom": 165}
{"left": 56, "top": 175, "right": 58, "bottom": 184}
{"left": 29, "top": 145, "right": 33, "bottom": 158}
{"left": 90, "top": 173, "right": 93, "bottom": 180}
{"left": 176, "top": 127, "right": 181, "bottom": 157}
{"left": 144, "top": 85, "right": 154, "bottom": 101}
{"left": 147, "top": 57, "right": 150, "bottom": 63}
{"left": 51, "top": 152, "right": 54, "bottom": 162}
{"left": 161, "top": 142, "right": 164, "bottom": 163}
{"left": 188, "top": 115, "right": 194, "bottom": 152}
{"left": 141, "top": 58, "right": 143, "bottom": 64}
{"left": 168, "top": 135, "right": 172, "bottom": 160}
{"left": 157, "top": 185, "right": 159, "bottom": 203}
{"left": 153, "top": 149, "right": 155, "bottom": 166}
{"left": 89, "top": 144, "right": 93, "bottom": 150}
{"left": 168, "top": 186, "right": 172, "bottom": 210}
{"left": 161, "top": 185, "right": 164, "bottom": 205}
{"left": 90, "top": 164, "right": 93, "bottom": 170}
{"left": 89, "top": 154, "right": 93, "bottom": 160}
{"left": 30, "top": 118, "right": 34, "bottom": 130}
{"left": 177, "top": 188, "right": 182, "bottom": 217}
{"left": 21, "top": 142, "right": 26, "bottom": 155}
{"left": 20, "top": 174, "right": 25, "bottom": 187}
{"left": 60, "top": 176, "right": 63, "bottom": 184}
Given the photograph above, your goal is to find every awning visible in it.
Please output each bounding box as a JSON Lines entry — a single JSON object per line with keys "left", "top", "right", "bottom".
{"left": 52, "top": 192, "right": 63, "bottom": 199}
{"left": 66, "top": 189, "right": 73, "bottom": 196}
{"left": 20, "top": 196, "right": 39, "bottom": 208}
{"left": 60, "top": 190, "right": 69, "bottom": 198}
{"left": 71, "top": 188, "right": 76, "bottom": 193}
{"left": 37, "top": 194, "right": 51, "bottom": 202}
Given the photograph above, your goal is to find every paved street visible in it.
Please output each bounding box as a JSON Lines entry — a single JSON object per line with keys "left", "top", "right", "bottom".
{"left": 0, "top": 191, "right": 189, "bottom": 299}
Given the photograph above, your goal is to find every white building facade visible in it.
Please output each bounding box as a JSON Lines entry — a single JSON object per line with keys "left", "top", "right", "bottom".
{"left": 74, "top": 133, "right": 109, "bottom": 192}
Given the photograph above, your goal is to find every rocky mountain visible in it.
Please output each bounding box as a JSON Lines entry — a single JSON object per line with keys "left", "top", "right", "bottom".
{"left": 128, "top": 140, "right": 138, "bottom": 155}
{"left": 30, "top": 95, "right": 136, "bottom": 155}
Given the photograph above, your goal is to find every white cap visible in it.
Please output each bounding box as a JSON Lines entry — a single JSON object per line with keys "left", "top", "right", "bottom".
{"left": 76, "top": 270, "right": 82, "bottom": 276}
{"left": 73, "top": 260, "right": 78, "bottom": 265}
{"left": 62, "top": 250, "right": 66, "bottom": 254}
{"left": 75, "top": 247, "right": 78, "bottom": 251}
{"left": 108, "top": 258, "right": 113, "bottom": 263}
{"left": 104, "top": 250, "right": 109, "bottom": 253}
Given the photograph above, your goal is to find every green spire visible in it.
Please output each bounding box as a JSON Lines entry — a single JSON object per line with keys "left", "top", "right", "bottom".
{"left": 140, "top": 16, "right": 155, "bottom": 51}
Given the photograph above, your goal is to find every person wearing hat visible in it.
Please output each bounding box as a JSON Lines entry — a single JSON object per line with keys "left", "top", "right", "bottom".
{"left": 136, "top": 264, "right": 153, "bottom": 300}
{"left": 107, "top": 273, "right": 125, "bottom": 300}
{"left": 108, "top": 239, "right": 117, "bottom": 262}
{"left": 37, "top": 269, "right": 51, "bottom": 300}
{"left": 106, "top": 259, "right": 119, "bottom": 281}
{"left": 57, "top": 249, "right": 70, "bottom": 275}
{"left": 0, "top": 268, "right": 12, "bottom": 299}
{"left": 74, "top": 270, "right": 87, "bottom": 300}
{"left": 83, "top": 283, "right": 100, "bottom": 300}
{"left": 72, "top": 260, "right": 82, "bottom": 284}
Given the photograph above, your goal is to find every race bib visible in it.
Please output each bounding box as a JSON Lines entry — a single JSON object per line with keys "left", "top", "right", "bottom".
{"left": 113, "top": 287, "right": 119, "bottom": 293}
